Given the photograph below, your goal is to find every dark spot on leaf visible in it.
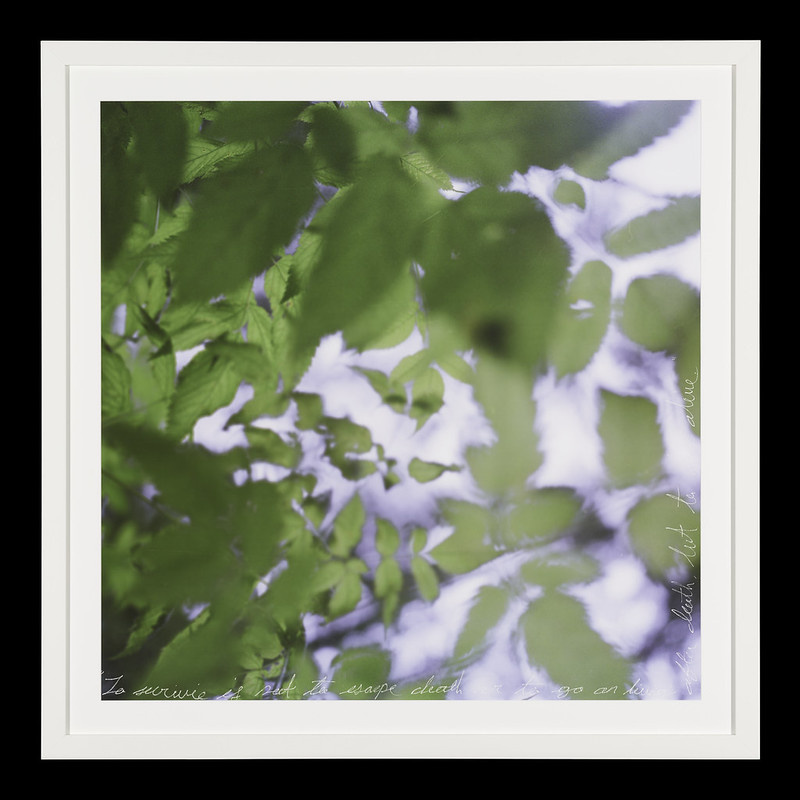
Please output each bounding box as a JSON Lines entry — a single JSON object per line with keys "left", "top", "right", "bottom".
{"left": 473, "top": 319, "right": 511, "bottom": 357}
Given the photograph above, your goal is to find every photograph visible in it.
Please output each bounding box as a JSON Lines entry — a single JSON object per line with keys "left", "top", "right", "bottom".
{"left": 42, "top": 40, "right": 760, "bottom": 759}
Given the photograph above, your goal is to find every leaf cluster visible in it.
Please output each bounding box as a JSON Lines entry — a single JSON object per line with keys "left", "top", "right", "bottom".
{"left": 101, "top": 99, "right": 700, "bottom": 699}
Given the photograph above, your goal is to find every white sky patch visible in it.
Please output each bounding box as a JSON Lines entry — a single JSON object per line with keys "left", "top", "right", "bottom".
{"left": 568, "top": 555, "right": 667, "bottom": 658}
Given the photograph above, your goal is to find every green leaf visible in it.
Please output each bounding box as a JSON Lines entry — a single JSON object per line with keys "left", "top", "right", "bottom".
{"left": 262, "top": 530, "right": 325, "bottom": 629}
{"left": 467, "top": 357, "right": 542, "bottom": 495}
{"left": 166, "top": 347, "right": 243, "bottom": 441}
{"left": 411, "top": 556, "right": 439, "bottom": 602}
{"left": 169, "top": 145, "right": 316, "bottom": 305}
{"left": 374, "top": 557, "right": 403, "bottom": 598}
{"left": 409, "top": 368, "right": 445, "bottom": 430}
{"left": 129, "top": 521, "right": 241, "bottom": 609}
{"left": 328, "top": 494, "right": 366, "bottom": 558}
{"left": 504, "top": 488, "right": 583, "bottom": 546}
{"left": 289, "top": 157, "right": 437, "bottom": 356}
{"left": 436, "top": 351, "right": 475, "bottom": 384}
{"left": 294, "top": 392, "right": 324, "bottom": 431}
{"left": 420, "top": 187, "right": 570, "bottom": 369}
{"left": 311, "top": 560, "right": 347, "bottom": 593}
{"left": 620, "top": 274, "right": 700, "bottom": 355}
{"left": 453, "top": 585, "right": 509, "bottom": 661}
{"left": 547, "top": 260, "right": 612, "bottom": 377}
{"left": 101, "top": 102, "right": 138, "bottom": 264}
{"left": 431, "top": 501, "right": 498, "bottom": 575}
{"left": 520, "top": 552, "right": 601, "bottom": 589}
{"left": 143, "top": 600, "right": 251, "bottom": 699}
{"left": 375, "top": 519, "right": 400, "bottom": 557}
{"left": 208, "top": 101, "right": 309, "bottom": 144}
{"left": 246, "top": 427, "right": 301, "bottom": 469}
{"left": 390, "top": 348, "right": 433, "bottom": 385}
{"left": 103, "top": 422, "right": 234, "bottom": 521}
{"left": 353, "top": 368, "right": 407, "bottom": 414}
{"left": 182, "top": 138, "right": 254, "bottom": 183}
{"left": 627, "top": 491, "right": 700, "bottom": 581}
{"left": 408, "top": 458, "right": 460, "bottom": 483}
{"left": 160, "top": 283, "right": 254, "bottom": 352}
{"left": 306, "top": 103, "right": 359, "bottom": 186}
{"left": 553, "top": 178, "right": 586, "bottom": 209}
{"left": 605, "top": 196, "right": 700, "bottom": 258}
{"left": 323, "top": 416, "right": 373, "bottom": 455}
{"left": 114, "top": 605, "right": 167, "bottom": 659}
{"left": 521, "top": 592, "right": 631, "bottom": 695}
{"left": 102, "top": 344, "right": 132, "bottom": 420}
{"left": 400, "top": 151, "right": 454, "bottom": 191}
{"left": 328, "top": 570, "right": 363, "bottom": 618}
{"left": 414, "top": 101, "right": 651, "bottom": 185}
{"left": 126, "top": 101, "right": 189, "bottom": 199}
{"left": 411, "top": 527, "right": 428, "bottom": 555}
{"left": 598, "top": 390, "right": 664, "bottom": 488}
{"left": 331, "top": 646, "right": 393, "bottom": 700}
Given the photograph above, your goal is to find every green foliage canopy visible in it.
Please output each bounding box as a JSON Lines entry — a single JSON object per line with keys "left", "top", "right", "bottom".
{"left": 101, "top": 99, "right": 701, "bottom": 701}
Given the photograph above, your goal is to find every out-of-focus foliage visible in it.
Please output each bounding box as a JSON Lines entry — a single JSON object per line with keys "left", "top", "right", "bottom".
{"left": 101, "top": 99, "right": 700, "bottom": 701}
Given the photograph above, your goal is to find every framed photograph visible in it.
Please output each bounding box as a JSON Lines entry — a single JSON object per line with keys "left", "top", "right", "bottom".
{"left": 41, "top": 40, "right": 760, "bottom": 759}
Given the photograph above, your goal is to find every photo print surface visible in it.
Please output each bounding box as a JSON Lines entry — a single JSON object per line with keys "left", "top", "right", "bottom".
{"left": 100, "top": 99, "right": 701, "bottom": 702}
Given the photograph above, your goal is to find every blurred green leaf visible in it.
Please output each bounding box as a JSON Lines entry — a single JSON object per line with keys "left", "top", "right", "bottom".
{"left": 102, "top": 344, "right": 132, "bottom": 420}
{"left": 354, "top": 367, "right": 407, "bottom": 414}
{"left": 408, "top": 458, "right": 460, "bottom": 483}
{"left": 328, "top": 494, "right": 366, "bottom": 558}
{"left": 605, "top": 196, "right": 700, "bottom": 258}
{"left": 328, "top": 567, "right": 365, "bottom": 618}
{"left": 419, "top": 187, "right": 570, "bottom": 369}
{"left": 208, "top": 101, "right": 310, "bottom": 144}
{"left": 375, "top": 519, "right": 400, "bottom": 557}
{"left": 374, "top": 557, "right": 403, "bottom": 597}
{"left": 400, "top": 151, "right": 454, "bottom": 191}
{"left": 627, "top": 491, "right": 700, "bottom": 581}
{"left": 553, "top": 179, "right": 586, "bottom": 208}
{"left": 598, "top": 390, "right": 664, "bottom": 488}
{"left": 453, "top": 584, "right": 509, "bottom": 661}
{"left": 547, "top": 260, "right": 612, "bottom": 377}
{"left": 101, "top": 102, "right": 138, "bottom": 264}
{"left": 245, "top": 427, "right": 301, "bottom": 469}
{"left": 331, "top": 646, "right": 393, "bottom": 700}
{"left": 166, "top": 346, "right": 243, "bottom": 441}
{"left": 411, "top": 556, "right": 440, "bottom": 602}
{"left": 390, "top": 348, "right": 433, "bottom": 385}
{"left": 312, "top": 560, "right": 347, "bottom": 594}
{"left": 467, "top": 357, "right": 542, "bottom": 495}
{"left": 520, "top": 552, "right": 601, "bottom": 589}
{"left": 431, "top": 501, "right": 498, "bottom": 574}
{"left": 160, "top": 283, "right": 254, "bottom": 352}
{"left": 620, "top": 273, "right": 700, "bottom": 355}
{"left": 289, "top": 157, "right": 437, "bottom": 355}
{"left": 169, "top": 145, "right": 316, "bottom": 305}
{"left": 411, "top": 527, "right": 428, "bottom": 556}
{"left": 126, "top": 101, "right": 189, "bottom": 199}
{"left": 409, "top": 368, "right": 445, "bottom": 430}
{"left": 103, "top": 422, "right": 234, "bottom": 521}
{"left": 522, "top": 592, "right": 631, "bottom": 695}
{"left": 294, "top": 392, "right": 324, "bottom": 431}
{"left": 181, "top": 138, "right": 254, "bottom": 183}
{"left": 504, "top": 488, "right": 583, "bottom": 546}
{"left": 306, "top": 103, "right": 359, "bottom": 186}
{"left": 413, "top": 101, "right": 659, "bottom": 185}
{"left": 436, "top": 351, "right": 475, "bottom": 384}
